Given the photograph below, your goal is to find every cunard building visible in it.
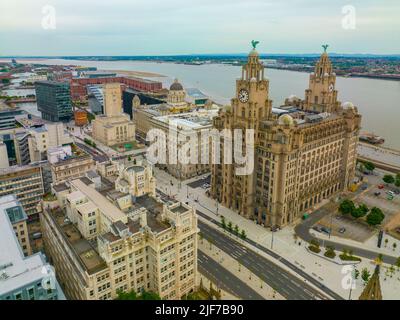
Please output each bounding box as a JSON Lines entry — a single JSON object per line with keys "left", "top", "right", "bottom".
{"left": 210, "top": 44, "right": 361, "bottom": 228}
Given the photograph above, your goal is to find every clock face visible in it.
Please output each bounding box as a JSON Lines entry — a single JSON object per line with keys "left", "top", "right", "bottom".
{"left": 238, "top": 89, "right": 249, "bottom": 103}
{"left": 329, "top": 83, "right": 334, "bottom": 92}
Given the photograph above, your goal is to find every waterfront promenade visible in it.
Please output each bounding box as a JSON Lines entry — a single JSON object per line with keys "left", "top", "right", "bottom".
{"left": 357, "top": 142, "right": 400, "bottom": 173}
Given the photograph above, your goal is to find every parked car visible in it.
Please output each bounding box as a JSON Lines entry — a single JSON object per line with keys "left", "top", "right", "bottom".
{"left": 321, "top": 227, "right": 331, "bottom": 234}
{"left": 374, "top": 191, "right": 381, "bottom": 196}
{"left": 312, "top": 226, "right": 322, "bottom": 232}
{"left": 338, "top": 227, "right": 346, "bottom": 234}
{"left": 378, "top": 184, "right": 384, "bottom": 189}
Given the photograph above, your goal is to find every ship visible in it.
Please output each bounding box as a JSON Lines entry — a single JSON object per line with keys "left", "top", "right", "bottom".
{"left": 359, "top": 132, "right": 385, "bottom": 145}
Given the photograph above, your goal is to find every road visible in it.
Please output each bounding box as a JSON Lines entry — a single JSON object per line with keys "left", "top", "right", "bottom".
{"left": 155, "top": 187, "right": 339, "bottom": 300}
{"left": 198, "top": 251, "right": 264, "bottom": 300}
{"left": 198, "top": 218, "right": 333, "bottom": 300}
{"left": 295, "top": 205, "right": 399, "bottom": 265}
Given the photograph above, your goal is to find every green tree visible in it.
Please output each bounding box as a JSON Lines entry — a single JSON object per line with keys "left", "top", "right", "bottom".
{"left": 140, "top": 290, "right": 161, "bottom": 300}
{"left": 361, "top": 268, "right": 371, "bottom": 284}
{"left": 351, "top": 204, "right": 369, "bottom": 219}
{"left": 354, "top": 269, "right": 360, "bottom": 280}
{"left": 366, "top": 207, "right": 385, "bottom": 226}
{"left": 339, "top": 199, "right": 355, "bottom": 215}
{"left": 240, "top": 229, "right": 247, "bottom": 240}
{"left": 393, "top": 243, "right": 397, "bottom": 251}
{"left": 364, "top": 162, "right": 375, "bottom": 172}
{"left": 395, "top": 257, "right": 400, "bottom": 269}
{"left": 128, "top": 156, "right": 132, "bottom": 162}
{"left": 220, "top": 216, "right": 226, "bottom": 229}
{"left": 1, "top": 78, "right": 10, "bottom": 84}
{"left": 227, "top": 221, "right": 233, "bottom": 232}
{"left": 115, "top": 290, "right": 137, "bottom": 300}
{"left": 383, "top": 174, "right": 395, "bottom": 184}
{"left": 234, "top": 224, "right": 239, "bottom": 235}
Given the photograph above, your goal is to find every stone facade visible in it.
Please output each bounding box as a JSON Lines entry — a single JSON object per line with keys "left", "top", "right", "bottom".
{"left": 211, "top": 47, "right": 361, "bottom": 228}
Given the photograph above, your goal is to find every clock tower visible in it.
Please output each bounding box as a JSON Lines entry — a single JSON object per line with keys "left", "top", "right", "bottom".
{"left": 304, "top": 45, "right": 340, "bottom": 113}
{"left": 210, "top": 42, "right": 272, "bottom": 219}
{"left": 231, "top": 46, "right": 272, "bottom": 135}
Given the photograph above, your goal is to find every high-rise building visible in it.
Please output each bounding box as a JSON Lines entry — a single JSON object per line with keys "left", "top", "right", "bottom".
{"left": 211, "top": 45, "right": 361, "bottom": 228}
{"left": 0, "top": 163, "right": 46, "bottom": 220}
{"left": 35, "top": 81, "right": 73, "bottom": 122}
{"left": 92, "top": 83, "right": 135, "bottom": 147}
{"left": 41, "top": 171, "right": 198, "bottom": 300}
{"left": 0, "top": 195, "right": 65, "bottom": 300}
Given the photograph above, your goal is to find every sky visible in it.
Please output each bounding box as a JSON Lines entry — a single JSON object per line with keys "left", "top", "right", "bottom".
{"left": 0, "top": 0, "right": 399, "bottom": 56}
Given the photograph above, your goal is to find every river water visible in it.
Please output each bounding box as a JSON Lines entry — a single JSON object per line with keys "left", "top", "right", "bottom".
{"left": 3, "top": 58, "right": 400, "bottom": 149}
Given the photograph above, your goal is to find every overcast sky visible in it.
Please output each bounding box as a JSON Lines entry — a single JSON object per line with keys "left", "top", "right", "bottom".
{"left": 0, "top": 0, "right": 399, "bottom": 55}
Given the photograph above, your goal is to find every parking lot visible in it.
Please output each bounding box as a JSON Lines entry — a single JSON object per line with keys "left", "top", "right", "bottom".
{"left": 317, "top": 213, "right": 374, "bottom": 242}
{"left": 187, "top": 174, "right": 211, "bottom": 189}
{"left": 314, "top": 183, "right": 400, "bottom": 242}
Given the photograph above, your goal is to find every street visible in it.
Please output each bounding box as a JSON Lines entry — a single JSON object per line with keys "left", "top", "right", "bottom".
{"left": 198, "top": 251, "right": 264, "bottom": 300}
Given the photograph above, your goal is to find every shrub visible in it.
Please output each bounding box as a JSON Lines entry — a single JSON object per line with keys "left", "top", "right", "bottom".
{"left": 308, "top": 245, "right": 321, "bottom": 254}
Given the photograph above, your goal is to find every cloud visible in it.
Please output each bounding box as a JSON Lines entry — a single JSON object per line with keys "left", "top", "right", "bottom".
{"left": 0, "top": 0, "right": 398, "bottom": 55}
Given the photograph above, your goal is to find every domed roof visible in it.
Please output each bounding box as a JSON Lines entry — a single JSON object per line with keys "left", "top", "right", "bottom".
{"left": 249, "top": 48, "right": 259, "bottom": 57}
{"left": 278, "top": 114, "right": 295, "bottom": 126}
{"left": 170, "top": 79, "right": 183, "bottom": 91}
{"left": 342, "top": 101, "right": 355, "bottom": 109}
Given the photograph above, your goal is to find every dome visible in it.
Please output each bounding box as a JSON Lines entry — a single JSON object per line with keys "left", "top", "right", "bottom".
{"left": 170, "top": 79, "right": 183, "bottom": 91}
{"left": 250, "top": 77, "right": 257, "bottom": 82}
{"left": 249, "top": 48, "right": 259, "bottom": 57}
{"left": 287, "top": 94, "right": 299, "bottom": 102}
{"left": 342, "top": 101, "right": 354, "bottom": 109}
{"left": 324, "top": 72, "right": 329, "bottom": 77}
{"left": 278, "top": 114, "right": 295, "bottom": 126}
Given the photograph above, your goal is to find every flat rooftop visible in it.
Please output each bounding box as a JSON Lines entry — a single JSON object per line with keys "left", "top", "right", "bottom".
{"left": 51, "top": 208, "right": 107, "bottom": 275}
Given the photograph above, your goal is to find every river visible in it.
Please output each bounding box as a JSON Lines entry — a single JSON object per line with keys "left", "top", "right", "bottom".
{"left": 2, "top": 58, "right": 400, "bottom": 149}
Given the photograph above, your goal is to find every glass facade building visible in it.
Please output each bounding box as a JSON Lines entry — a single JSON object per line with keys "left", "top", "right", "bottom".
{"left": 35, "top": 81, "right": 73, "bottom": 122}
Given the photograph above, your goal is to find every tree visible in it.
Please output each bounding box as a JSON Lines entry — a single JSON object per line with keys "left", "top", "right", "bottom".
{"left": 1, "top": 78, "right": 10, "bottom": 84}
{"left": 128, "top": 156, "right": 132, "bottom": 162}
{"left": 351, "top": 204, "right": 369, "bottom": 218}
{"left": 393, "top": 243, "right": 397, "bottom": 251}
{"left": 384, "top": 238, "right": 389, "bottom": 247}
{"left": 361, "top": 268, "right": 371, "bottom": 284}
{"left": 220, "top": 216, "right": 226, "bottom": 229}
{"left": 227, "top": 221, "right": 233, "bottom": 232}
{"left": 234, "top": 224, "right": 239, "bottom": 235}
{"left": 396, "top": 257, "right": 400, "bottom": 269}
{"left": 383, "top": 174, "right": 395, "bottom": 184}
{"left": 395, "top": 178, "right": 400, "bottom": 188}
{"left": 364, "top": 162, "right": 375, "bottom": 172}
{"left": 339, "top": 199, "right": 355, "bottom": 215}
{"left": 240, "top": 229, "right": 247, "bottom": 240}
{"left": 366, "top": 207, "right": 385, "bottom": 226}
{"left": 354, "top": 269, "right": 360, "bottom": 280}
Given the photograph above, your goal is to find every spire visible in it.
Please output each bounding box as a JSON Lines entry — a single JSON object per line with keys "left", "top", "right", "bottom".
{"left": 359, "top": 265, "right": 383, "bottom": 300}
{"left": 242, "top": 40, "right": 264, "bottom": 81}
{"left": 314, "top": 44, "right": 333, "bottom": 77}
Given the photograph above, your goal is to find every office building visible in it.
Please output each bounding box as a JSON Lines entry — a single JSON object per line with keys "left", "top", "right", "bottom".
{"left": 35, "top": 81, "right": 73, "bottom": 122}
{"left": 0, "top": 163, "right": 46, "bottom": 220}
{"left": 92, "top": 83, "right": 135, "bottom": 147}
{"left": 0, "top": 195, "right": 64, "bottom": 300}
{"left": 210, "top": 46, "right": 361, "bottom": 228}
{"left": 41, "top": 170, "right": 198, "bottom": 300}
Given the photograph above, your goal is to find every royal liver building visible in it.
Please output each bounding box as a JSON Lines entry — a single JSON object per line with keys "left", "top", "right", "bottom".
{"left": 210, "top": 44, "right": 361, "bottom": 228}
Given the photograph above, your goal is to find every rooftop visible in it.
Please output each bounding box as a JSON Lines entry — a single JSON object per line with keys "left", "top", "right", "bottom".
{"left": 0, "top": 195, "right": 51, "bottom": 295}
{"left": 50, "top": 208, "right": 107, "bottom": 275}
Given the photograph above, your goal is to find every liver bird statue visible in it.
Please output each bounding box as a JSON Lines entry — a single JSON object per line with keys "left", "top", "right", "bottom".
{"left": 251, "top": 40, "right": 260, "bottom": 50}
{"left": 322, "top": 44, "right": 329, "bottom": 52}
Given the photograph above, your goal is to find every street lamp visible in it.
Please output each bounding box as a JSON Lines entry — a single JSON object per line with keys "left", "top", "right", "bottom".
{"left": 270, "top": 225, "right": 277, "bottom": 250}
